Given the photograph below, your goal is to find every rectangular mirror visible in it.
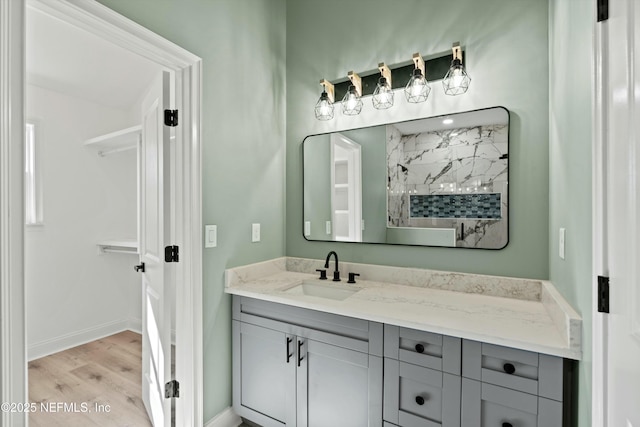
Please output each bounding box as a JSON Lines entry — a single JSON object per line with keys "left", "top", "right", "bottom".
{"left": 302, "top": 106, "right": 509, "bottom": 249}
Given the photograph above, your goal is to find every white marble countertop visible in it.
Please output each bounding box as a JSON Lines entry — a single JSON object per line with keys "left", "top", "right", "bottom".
{"left": 225, "top": 257, "right": 581, "bottom": 360}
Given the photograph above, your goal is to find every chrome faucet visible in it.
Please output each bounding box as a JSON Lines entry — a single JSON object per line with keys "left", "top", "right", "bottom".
{"left": 324, "top": 251, "right": 341, "bottom": 281}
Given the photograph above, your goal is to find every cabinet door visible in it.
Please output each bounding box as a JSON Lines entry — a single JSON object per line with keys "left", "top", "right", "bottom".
{"left": 232, "top": 321, "right": 296, "bottom": 427}
{"left": 297, "top": 338, "right": 383, "bottom": 427}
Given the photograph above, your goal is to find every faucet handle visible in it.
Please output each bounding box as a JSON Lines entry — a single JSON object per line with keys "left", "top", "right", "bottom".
{"left": 347, "top": 272, "right": 360, "bottom": 284}
{"left": 315, "top": 269, "right": 327, "bottom": 280}
{"left": 332, "top": 270, "right": 341, "bottom": 282}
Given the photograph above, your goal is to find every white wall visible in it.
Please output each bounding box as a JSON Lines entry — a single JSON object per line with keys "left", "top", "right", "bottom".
{"left": 26, "top": 84, "right": 141, "bottom": 360}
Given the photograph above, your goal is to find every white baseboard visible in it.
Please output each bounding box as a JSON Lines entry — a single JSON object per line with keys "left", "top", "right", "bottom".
{"left": 28, "top": 318, "right": 141, "bottom": 361}
{"left": 204, "top": 407, "right": 242, "bottom": 427}
{"left": 128, "top": 317, "right": 142, "bottom": 334}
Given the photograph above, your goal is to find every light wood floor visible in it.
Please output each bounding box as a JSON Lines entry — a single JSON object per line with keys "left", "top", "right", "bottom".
{"left": 28, "top": 330, "right": 152, "bottom": 427}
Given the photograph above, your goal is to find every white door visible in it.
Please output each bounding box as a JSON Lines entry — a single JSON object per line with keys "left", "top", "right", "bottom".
{"left": 330, "top": 134, "right": 362, "bottom": 242}
{"left": 140, "top": 71, "right": 173, "bottom": 427}
{"left": 597, "top": 0, "right": 640, "bottom": 425}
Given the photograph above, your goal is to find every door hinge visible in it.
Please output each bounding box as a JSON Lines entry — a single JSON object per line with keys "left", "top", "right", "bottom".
{"left": 597, "top": 275, "right": 609, "bottom": 313}
{"left": 165, "top": 379, "right": 179, "bottom": 398}
{"left": 164, "top": 109, "right": 178, "bottom": 127}
{"left": 597, "top": 0, "right": 608, "bottom": 22}
{"left": 165, "top": 245, "right": 179, "bottom": 263}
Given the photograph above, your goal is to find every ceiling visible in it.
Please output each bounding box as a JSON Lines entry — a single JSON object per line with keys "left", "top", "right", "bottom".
{"left": 26, "top": 7, "right": 162, "bottom": 110}
{"left": 393, "top": 107, "right": 509, "bottom": 135}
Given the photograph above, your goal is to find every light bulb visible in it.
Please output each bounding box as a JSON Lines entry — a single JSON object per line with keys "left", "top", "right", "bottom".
{"left": 319, "top": 102, "right": 330, "bottom": 116}
{"left": 372, "top": 77, "right": 394, "bottom": 110}
{"left": 443, "top": 59, "right": 471, "bottom": 96}
{"left": 347, "top": 95, "right": 357, "bottom": 110}
{"left": 451, "top": 73, "right": 465, "bottom": 87}
{"left": 404, "top": 68, "right": 430, "bottom": 103}
{"left": 314, "top": 90, "right": 334, "bottom": 120}
{"left": 341, "top": 85, "right": 363, "bottom": 115}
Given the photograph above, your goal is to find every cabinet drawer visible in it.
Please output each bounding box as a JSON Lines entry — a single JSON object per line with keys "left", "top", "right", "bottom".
{"left": 233, "top": 296, "right": 384, "bottom": 356}
{"left": 461, "top": 379, "right": 562, "bottom": 427}
{"left": 384, "top": 325, "right": 461, "bottom": 375}
{"left": 384, "top": 359, "right": 461, "bottom": 427}
{"left": 462, "top": 340, "right": 563, "bottom": 400}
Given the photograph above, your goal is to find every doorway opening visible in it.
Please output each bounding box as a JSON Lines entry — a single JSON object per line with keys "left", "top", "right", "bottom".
{"left": 0, "top": 0, "right": 203, "bottom": 425}
{"left": 25, "top": 5, "right": 174, "bottom": 426}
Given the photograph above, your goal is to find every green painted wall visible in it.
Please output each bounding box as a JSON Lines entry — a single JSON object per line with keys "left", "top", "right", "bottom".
{"left": 96, "top": 0, "right": 287, "bottom": 422}
{"left": 549, "top": 0, "right": 593, "bottom": 425}
{"left": 286, "top": 0, "right": 550, "bottom": 279}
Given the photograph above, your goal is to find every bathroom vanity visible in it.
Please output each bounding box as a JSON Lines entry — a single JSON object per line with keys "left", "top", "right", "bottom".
{"left": 226, "top": 257, "right": 581, "bottom": 427}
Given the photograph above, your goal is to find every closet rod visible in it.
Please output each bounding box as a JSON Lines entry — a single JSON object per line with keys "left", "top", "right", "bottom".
{"left": 98, "top": 144, "right": 138, "bottom": 157}
{"left": 98, "top": 247, "right": 139, "bottom": 255}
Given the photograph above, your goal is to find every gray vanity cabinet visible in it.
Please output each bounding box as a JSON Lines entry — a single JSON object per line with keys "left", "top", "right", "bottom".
{"left": 232, "top": 296, "right": 384, "bottom": 427}
{"left": 232, "top": 297, "right": 571, "bottom": 427}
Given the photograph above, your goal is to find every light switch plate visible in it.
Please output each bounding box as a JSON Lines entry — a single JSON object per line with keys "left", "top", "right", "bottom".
{"left": 559, "top": 227, "right": 565, "bottom": 259}
{"left": 252, "top": 223, "right": 260, "bottom": 242}
{"left": 304, "top": 221, "right": 311, "bottom": 236}
{"left": 325, "top": 221, "right": 331, "bottom": 235}
{"left": 205, "top": 225, "right": 217, "bottom": 248}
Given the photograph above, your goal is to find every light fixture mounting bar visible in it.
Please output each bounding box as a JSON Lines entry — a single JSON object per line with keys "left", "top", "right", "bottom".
{"left": 412, "top": 53, "right": 425, "bottom": 75}
{"left": 319, "top": 79, "right": 335, "bottom": 103}
{"left": 378, "top": 62, "right": 392, "bottom": 86}
{"left": 330, "top": 48, "right": 465, "bottom": 100}
{"left": 347, "top": 71, "right": 362, "bottom": 96}
{"left": 452, "top": 42, "right": 463, "bottom": 62}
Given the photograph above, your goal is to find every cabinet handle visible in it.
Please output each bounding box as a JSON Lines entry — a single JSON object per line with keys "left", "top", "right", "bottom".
{"left": 503, "top": 363, "right": 516, "bottom": 375}
{"left": 297, "top": 340, "right": 304, "bottom": 367}
{"left": 502, "top": 423, "right": 513, "bottom": 427}
{"left": 286, "top": 337, "right": 293, "bottom": 363}
{"left": 415, "top": 343, "right": 425, "bottom": 353}
{"left": 134, "top": 262, "right": 145, "bottom": 273}
{"left": 415, "top": 396, "right": 425, "bottom": 405}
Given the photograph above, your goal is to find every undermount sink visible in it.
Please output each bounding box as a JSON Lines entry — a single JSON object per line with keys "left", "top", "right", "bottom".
{"left": 285, "top": 280, "right": 360, "bottom": 301}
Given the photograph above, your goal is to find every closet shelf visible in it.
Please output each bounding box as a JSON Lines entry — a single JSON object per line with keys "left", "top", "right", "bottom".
{"left": 84, "top": 125, "right": 141, "bottom": 156}
{"left": 97, "top": 239, "right": 139, "bottom": 255}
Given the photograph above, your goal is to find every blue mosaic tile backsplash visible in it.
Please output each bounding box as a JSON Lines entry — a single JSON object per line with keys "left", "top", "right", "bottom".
{"left": 410, "top": 193, "right": 502, "bottom": 219}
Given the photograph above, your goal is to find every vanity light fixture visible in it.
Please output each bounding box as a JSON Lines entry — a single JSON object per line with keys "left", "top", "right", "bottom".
{"left": 314, "top": 79, "right": 335, "bottom": 121}
{"left": 443, "top": 42, "right": 471, "bottom": 96}
{"left": 372, "top": 63, "right": 394, "bottom": 110}
{"left": 342, "top": 71, "right": 364, "bottom": 115}
{"left": 404, "top": 53, "right": 431, "bottom": 103}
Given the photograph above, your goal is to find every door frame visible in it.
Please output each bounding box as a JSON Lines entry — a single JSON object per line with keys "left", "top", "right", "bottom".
{"left": 592, "top": 0, "right": 638, "bottom": 424}
{"left": 0, "top": 1, "right": 204, "bottom": 426}
{"left": 330, "top": 133, "right": 362, "bottom": 242}
{"left": 592, "top": 1, "right": 607, "bottom": 423}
